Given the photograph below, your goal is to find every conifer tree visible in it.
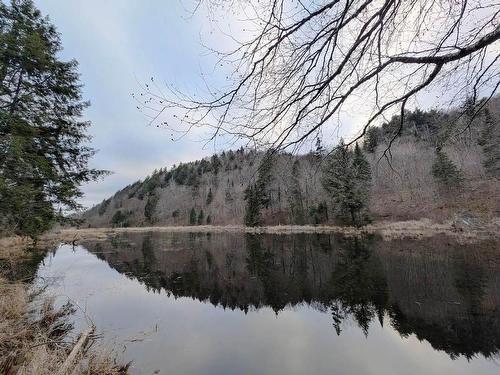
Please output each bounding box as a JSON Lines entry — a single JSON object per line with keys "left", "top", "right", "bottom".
{"left": 353, "top": 143, "right": 372, "bottom": 183}
{"left": 431, "top": 147, "right": 464, "bottom": 192}
{"left": 363, "top": 127, "right": 380, "bottom": 153}
{"left": 0, "top": 0, "right": 107, "bottom": 238}
{"left": 189, "top": 207, "right": 197, "bottom": 225}
{"left": 288, "top": 160, "right": 305, "bottom": 224}
{"left": 244, "top": 151, "right": 274, "bottom": 226}
{"left": 206, "top": 188, "right": 213, "bottom": 205}
{"left": 321, "top": 140, "right": 371, "bottom": 226}
{"left": 206, "top": 215, "right": 211, "bottom": 224}
{"left": 197, "top": 209, "right": 204, "bottom": 225}
{"left": 244, "top": 184, "right": 261, "bottom": 226}
{"left": 144, "top": 194, "right": 158, "bottom": 223}
{"left": 480, "top": 109, "right": 500, "bottom": 179}
{"left": 314, "top": 137, "right": 325, "bottom": 159}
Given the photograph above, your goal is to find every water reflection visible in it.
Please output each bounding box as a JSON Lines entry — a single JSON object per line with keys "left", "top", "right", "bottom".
{"left": 77, "top": 232, "right": 500, "bottom": 362}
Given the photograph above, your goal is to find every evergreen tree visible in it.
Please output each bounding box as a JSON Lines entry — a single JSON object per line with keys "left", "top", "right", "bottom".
{"left": 432, "top": 147, "right": 464, "bottom": 192}
{"left": 255, "top": 151, "right": 274, "bottom": 208}
{"left": 321, "top": 140, "right": 371, "bottom": 226}
{"left": 480, "top": 109, "right": 500, "bottom": 179}
{"left": 244, "top": 184, "right": 261, "bottom": 226}
{"left": 144, "top": 194, "right": 159, "bottom": 223}
{"left": 288, "top": 160, "right": 305, "bottom": 224}
{"left": 244, "top": 151, "right": 274, "bottom": 226}
{"left": 206, "top": 215, "right": 211, "bottom": 224}
{"left": 363, "top": 127, "right": 380, "bottom": 153}
{"left": 0, "top": 1, "right": 106, "bottom": 238}
{"left": 353, "top": 143, "right": 372, "bottom": 182}
{"left": 189, "top": 207, "right": 197, "bottom": 225}
{"left": 314, "top": 137, "right": 325, "bottom": 158}
{"left": 211, "top": 154, "right": 222, "bottom": 175}
{"left": 98, "top": 198, "right": 111, "bottom": 216}
{"left": 206, "top": 188, "right": 213, "bottom": 205}
{"left": 197, "top": 209, "right": 204, "bottom": 225}
{"left": 111, "top": 210, "right": 128, "bottom": 227}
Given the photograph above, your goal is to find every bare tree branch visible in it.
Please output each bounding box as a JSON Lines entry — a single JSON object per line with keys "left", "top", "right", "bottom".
{"left": 139, "top": 0, "right": 500, "bottom": 150}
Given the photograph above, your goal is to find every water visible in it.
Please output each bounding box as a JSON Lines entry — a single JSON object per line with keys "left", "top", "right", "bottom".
{"left": 33, "top": 232, "right": 500, "bottom": 374}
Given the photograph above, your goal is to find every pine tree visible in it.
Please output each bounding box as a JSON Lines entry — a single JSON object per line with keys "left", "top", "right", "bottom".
{"left": 288, "top": 160, "right": 305, "bottom": 224}
{"left": 255, "top": 151, "right": 274, "bottom": 208}
{"left": 206, "top": 188, "right": 213, "bottom": 205}
{"left": 210, "top": 154, "right": 221, "bottom": 175}
{"left": 0, "top": 1, "right": 107, "bottom": 238}
{"left": 111, "top": 210, "right": 128, "bottom": 227}
{"left": 206, "top": 215, "right": 211, "bottom": 224}
{"left": 244, "top": 184, "right": 261, "bottom": 226}
{"left": 197, "top": 209, "right": 204, "bottom": 225}
{"left": 480, "top": 109, "right": 500, "bottom": 179}
{"left": 353, "top": 143, "right": 371, "bottom": 183}
{"left": 363, "top": 127, "right": 380, "bottom": 153}
{"left": 431, "top": 148, "right": 463, "bottom": 192}
{"left": 321, "top": 140, "right": 371, "bottom": 226}
{"left": 144, "top": 194, "right": 159, "bottom": 223}
{"left": 189, "top": 208, "right": 197, "bottom": 225}
{"left": 244, "top": 151, "right": 274, "bottom": 226}
{"left": 314, "top": 137, "right": 325, "bottom": 159}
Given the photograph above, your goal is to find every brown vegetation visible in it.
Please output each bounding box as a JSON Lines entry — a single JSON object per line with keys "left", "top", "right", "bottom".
{"left": 0, "top": 245, "right": 129, "bottom": 374}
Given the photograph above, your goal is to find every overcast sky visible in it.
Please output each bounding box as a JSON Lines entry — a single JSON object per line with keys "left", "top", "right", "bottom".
{"left": 33, "top": 1, "right": 241, "bottom": 208}
{"left": 33, "top": 1, "right": 488, "bottom": 209}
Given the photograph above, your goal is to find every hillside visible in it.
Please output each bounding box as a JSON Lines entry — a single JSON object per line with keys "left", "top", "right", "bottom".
{"left": 81, "top": 99, "right": 500, "bottom": 228}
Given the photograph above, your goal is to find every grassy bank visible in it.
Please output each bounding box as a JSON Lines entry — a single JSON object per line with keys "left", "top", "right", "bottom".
{"left": 2, "top": 217, "right": 494, "bottom": 247}
{"left": 0, "top": 244, "right": 129, "bottom": 374}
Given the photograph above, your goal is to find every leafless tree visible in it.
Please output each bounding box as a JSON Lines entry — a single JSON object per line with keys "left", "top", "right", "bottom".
{"left": 138, "top": 0, "right": 500, "bottom": 151}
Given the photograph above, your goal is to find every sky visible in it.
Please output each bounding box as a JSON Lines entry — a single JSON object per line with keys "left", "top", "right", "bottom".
{"left": 32, "top": 1, "right": 497, "bottom": 209}
{"left": 34, "top": 0, "right": 247, "bottom": 208}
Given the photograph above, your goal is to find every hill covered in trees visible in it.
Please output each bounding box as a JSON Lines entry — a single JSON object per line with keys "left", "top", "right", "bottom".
{"left": 81, "top": 98, "right": 500, "bottom": 228}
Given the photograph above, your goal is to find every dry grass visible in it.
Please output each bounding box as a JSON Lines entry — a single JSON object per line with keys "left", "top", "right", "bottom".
{"left": 0, "top": 246, "right": 129, "bottom": 375}
{"left": 10, "top": 216, "right": 493, "bottom": 245}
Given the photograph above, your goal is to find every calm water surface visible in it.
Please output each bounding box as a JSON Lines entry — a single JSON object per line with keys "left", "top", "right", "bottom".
{"left": 33, "top": 232, "right": 500, "bottom": 374}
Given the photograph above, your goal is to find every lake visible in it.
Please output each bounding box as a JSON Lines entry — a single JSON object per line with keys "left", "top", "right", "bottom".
{"left": 33, "top": 232, "right": 500, "bottom": 374}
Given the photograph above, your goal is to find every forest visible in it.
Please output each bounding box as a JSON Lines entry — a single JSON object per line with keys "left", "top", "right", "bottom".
{"left": 82, "top": 98, "right": 500, "bottom": 229}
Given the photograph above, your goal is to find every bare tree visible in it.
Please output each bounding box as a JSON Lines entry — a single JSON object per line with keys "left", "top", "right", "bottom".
{"left": 138, "top": 0, "right": 500, "bottom": 151}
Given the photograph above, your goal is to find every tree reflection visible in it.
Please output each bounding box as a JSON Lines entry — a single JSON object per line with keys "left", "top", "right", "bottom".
{"left": 326, "top": 236, "right": 387, "bottom": 335}
{"left": 81, "top": 232, "right": 500, "bottom": 360}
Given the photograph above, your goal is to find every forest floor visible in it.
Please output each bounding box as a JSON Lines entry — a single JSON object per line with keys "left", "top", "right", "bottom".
{"left": 0, "top": 241, "right": 129, "bottom": 374}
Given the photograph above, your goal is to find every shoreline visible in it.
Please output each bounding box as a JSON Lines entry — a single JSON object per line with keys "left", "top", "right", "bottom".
{"left": 2, "top": 218, "right": 499, "bottom": 252}
{"left": 44, "top": 217, "right": 500, "bottom": 243}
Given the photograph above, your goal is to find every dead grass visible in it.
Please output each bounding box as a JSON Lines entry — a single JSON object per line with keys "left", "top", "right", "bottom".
{"left": 11, "top": 216, "right": 493, "bottom": 245}
{"left": 0, "top": 259, "right": 129, "bottom": 375}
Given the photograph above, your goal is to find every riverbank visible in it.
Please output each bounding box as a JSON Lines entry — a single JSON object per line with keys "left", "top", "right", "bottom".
{"left": 0, "top": 243, "right": 129, "bottom": 374}
{"left": 48, "top": 217, "right": 500, "bottom": 241}
{"left": 2, "top": 217, "right": 498, "bottom": 252}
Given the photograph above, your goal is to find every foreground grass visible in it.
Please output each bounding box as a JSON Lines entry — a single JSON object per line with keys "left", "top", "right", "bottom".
{"left": 0, "top": 246, "right": 129, "bottom": 374}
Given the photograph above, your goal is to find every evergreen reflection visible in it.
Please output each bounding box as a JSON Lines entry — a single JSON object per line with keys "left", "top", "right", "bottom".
{"left": 83, "top": 232, "right": 500, "bottom": 360}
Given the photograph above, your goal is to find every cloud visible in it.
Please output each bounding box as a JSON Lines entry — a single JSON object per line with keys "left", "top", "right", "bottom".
{"left": 34, "top": 0, "right": 231, "bottom": 207}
